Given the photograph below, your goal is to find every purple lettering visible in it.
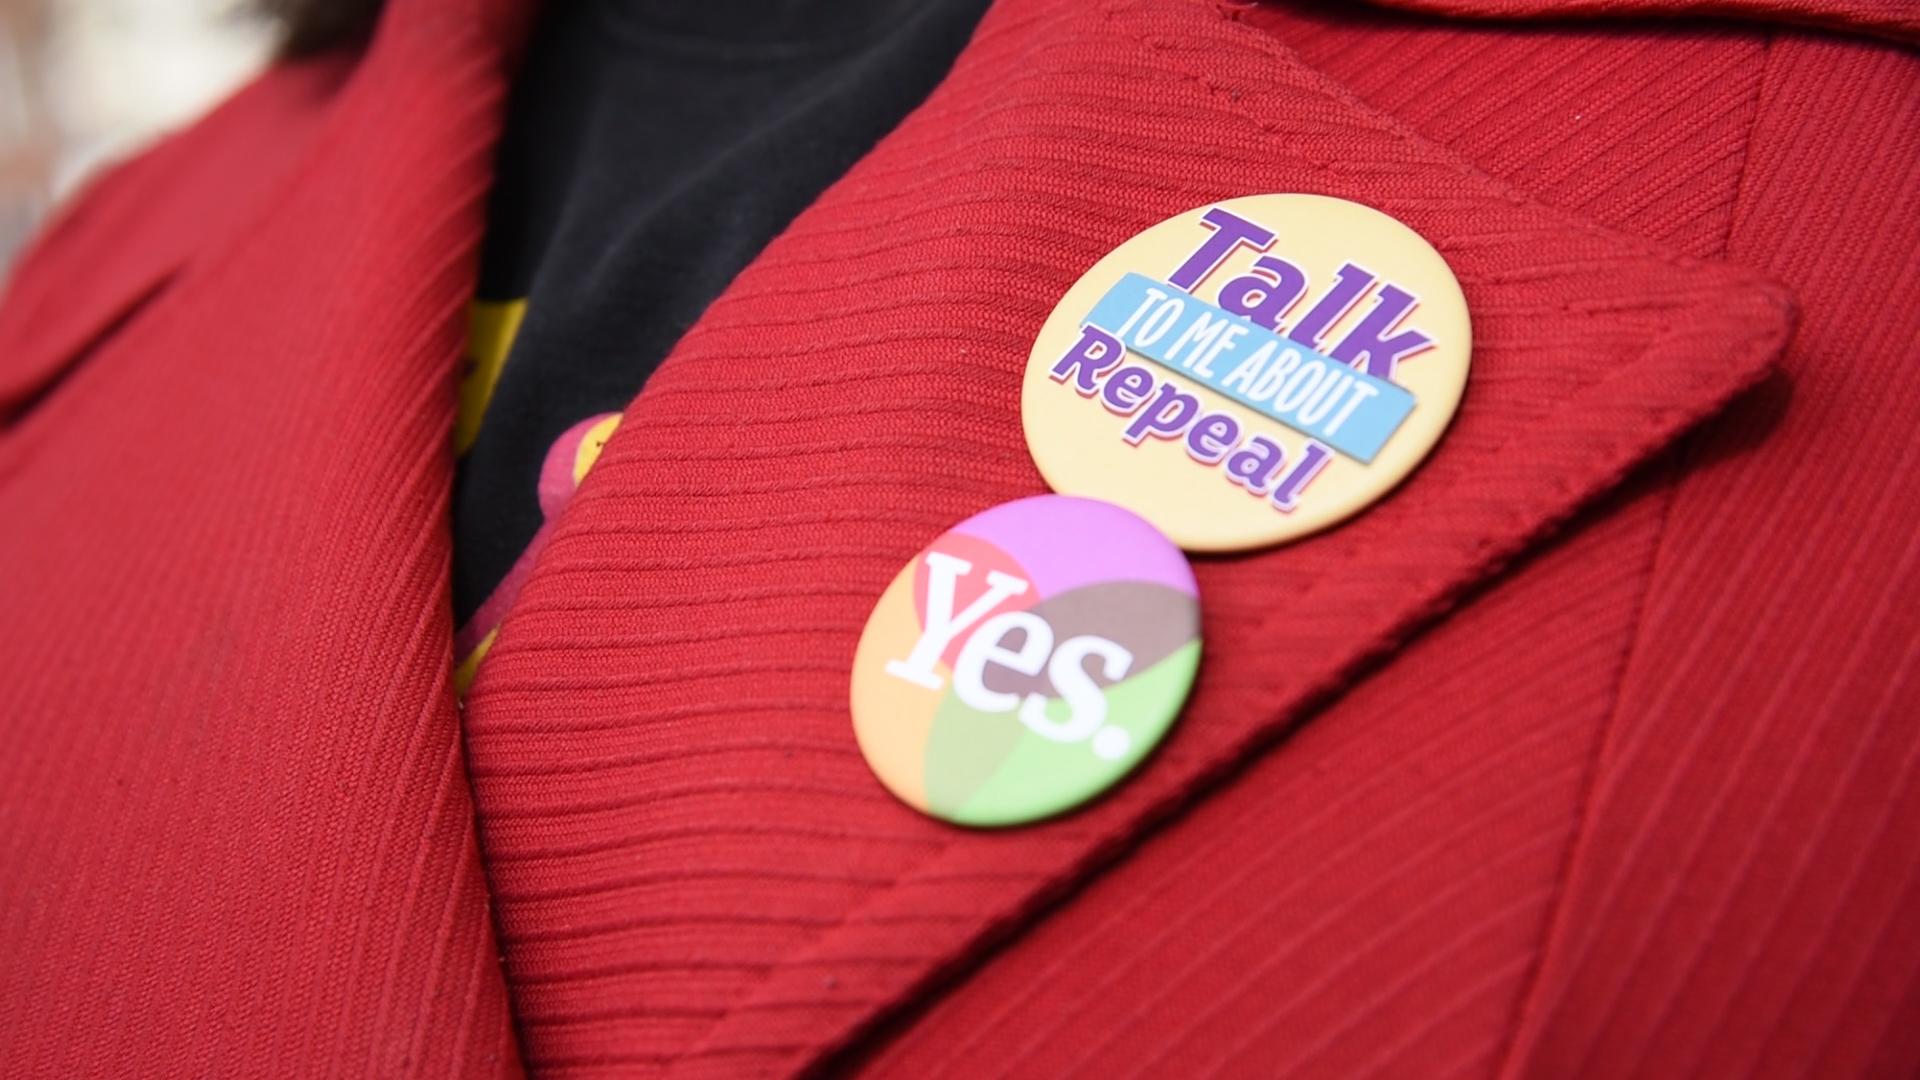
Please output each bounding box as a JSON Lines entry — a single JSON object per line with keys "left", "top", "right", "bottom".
{"left": 1049, "top": 325, "right": 1124, "bottom": 395}
{"left": 1271, "top": 441, "right": 1332, "bottom": 511}
{"left": 1100, "top": 366, "right": 1156, "bottom": 416}
{"left": 1167, "top": 208, "right": 1275, "bottom": 293}
{"left": 1224, "top": 436, "right": 1287, "bottom": 495}
{"left": 1217, "top": 255, "right": 1308, "bottom": 331}
{"left": 1287, "top": 262, "right": 1373, "bottom": 351}
{"left": 1122, "top": 381, "right": 1201, "bottom": 445}
{"left": 1328, "top": 284, "right": 1432, "bottom": 379}
{"left": 1185, "top": 413, "right": 1241, "bottom": 464}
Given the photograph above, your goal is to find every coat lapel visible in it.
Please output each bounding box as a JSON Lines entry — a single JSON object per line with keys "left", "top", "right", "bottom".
{"left": 1376, "top": 0, "right": 1919, "bottom": 46}
{"left": 0, "top": 0, "right": 533, "bottom": 1071}
{"left": 458, "top": 0, "right": 1797, "bottom": 1074}
{"left": 0, "top": 0, "right": 534, "bottom": 427}
{"left": 0, "top": 58, "right": 346, "bottom": 424}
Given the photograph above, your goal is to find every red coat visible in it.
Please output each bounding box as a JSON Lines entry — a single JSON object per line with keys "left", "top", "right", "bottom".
{"left": 2, "top": 0, "right": 1916, "bottom": 1075}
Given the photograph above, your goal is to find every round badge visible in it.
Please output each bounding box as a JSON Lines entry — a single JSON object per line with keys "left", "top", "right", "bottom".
{"left": 850, "top": 495, "right": 1201, "bottom": 827}
{"left": 1022, "top": 194, "right": 1471, "bottom": 552}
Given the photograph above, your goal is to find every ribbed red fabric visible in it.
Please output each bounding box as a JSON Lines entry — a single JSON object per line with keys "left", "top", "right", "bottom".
{"left": 1373, "top": 0, "right": 1920, "bottom": 45}
{"left": 455, "top": 0, "right": 1789, "bottom": 1074}
{"left": 2, "top": 0, "right": 1914, "bottom": 1077}
{"left": 0, "top": 0, "right": 529, "bottom": 1075}
{"left": 860, "top": 11, "right": 1920, "bottom": 1079}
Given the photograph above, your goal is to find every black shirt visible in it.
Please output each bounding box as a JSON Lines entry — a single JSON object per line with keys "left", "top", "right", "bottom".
{"left": 450, "top": 0, "right": 993, "bottom": 684}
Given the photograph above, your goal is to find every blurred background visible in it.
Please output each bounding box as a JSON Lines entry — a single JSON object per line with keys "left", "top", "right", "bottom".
{"left": 0, "top": 0, "right": 270, "bottom": 273}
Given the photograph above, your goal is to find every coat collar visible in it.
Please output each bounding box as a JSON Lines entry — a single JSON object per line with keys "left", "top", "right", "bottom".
{"left": 1374, "top": 0, "right": 1918, "bottom": 46}
{"left": 0, "top": 0, "right": 534, "bottom": 426}
{"left": 446, "top": 0, "right": 1801, "bottom": 1075}
{"left": 0, "top": 0, "right": 1902, "bottom": 424}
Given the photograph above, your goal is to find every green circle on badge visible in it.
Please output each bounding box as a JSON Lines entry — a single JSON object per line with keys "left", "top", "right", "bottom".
{"left": 1022, "top": 194, "right": 1471, "bottom": 552}
{"left": 849, "top": 495, "right": 1201, "bottom": 827}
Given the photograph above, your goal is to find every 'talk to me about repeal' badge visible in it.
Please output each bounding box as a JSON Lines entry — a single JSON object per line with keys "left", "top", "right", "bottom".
{"left": 850, "top": 496, "right": 1200, "bottom": 827}
{"left": 1023, "top": 194, "right": 1471, "bottom": 552}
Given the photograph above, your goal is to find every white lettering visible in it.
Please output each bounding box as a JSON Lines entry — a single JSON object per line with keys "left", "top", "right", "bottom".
{"left": 884, "top": 552, "right": 1030, "bottom": 690}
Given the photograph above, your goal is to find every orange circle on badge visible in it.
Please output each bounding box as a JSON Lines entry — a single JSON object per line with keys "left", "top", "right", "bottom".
{"left": 1021, "top": 194, "right": 1470, "bottom": 552}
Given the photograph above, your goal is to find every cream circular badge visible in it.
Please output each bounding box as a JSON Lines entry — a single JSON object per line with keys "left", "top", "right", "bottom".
{"left": 1022, "top": 194, "right": 1471, "bottom": 552}
{"left": 850, "top": 495, "right": 1201, "bottom": 827}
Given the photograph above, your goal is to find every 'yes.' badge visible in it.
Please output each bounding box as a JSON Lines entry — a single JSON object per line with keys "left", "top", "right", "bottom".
{"left": 850, "top": 496, "right": 1200, "bottom": 827}
{"left": 1023, "top": 194, "right": 1471, "bottom": 552}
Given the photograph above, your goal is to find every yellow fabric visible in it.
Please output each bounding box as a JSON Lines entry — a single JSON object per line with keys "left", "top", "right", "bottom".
{"left": 455, "top": 299, "right": 528, "bottom": 454}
